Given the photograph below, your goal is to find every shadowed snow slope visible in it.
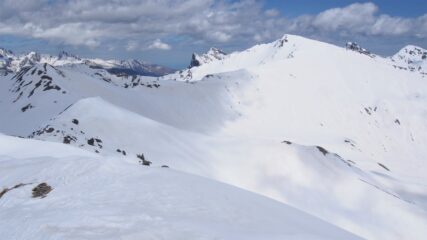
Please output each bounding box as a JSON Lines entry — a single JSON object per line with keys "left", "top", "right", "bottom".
{"left": 1, "top": 34, "right": 427, "bottom": 239}
{"left": 0, "top": 135, "right": 360, "bottom": 240}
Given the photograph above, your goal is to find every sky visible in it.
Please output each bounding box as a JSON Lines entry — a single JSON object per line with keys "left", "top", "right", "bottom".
{"left": 0, "top": 0, "right": 426, "bottom": 69}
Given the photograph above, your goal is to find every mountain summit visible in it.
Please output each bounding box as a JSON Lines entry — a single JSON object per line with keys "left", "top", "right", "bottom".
{"left": 391, "top": 45, "right": 427, "bottom": 74}
{"left": 189, "top": 47, "right": 227, "bottom": 68}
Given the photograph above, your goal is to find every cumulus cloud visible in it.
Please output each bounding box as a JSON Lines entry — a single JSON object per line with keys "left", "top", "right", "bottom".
{"left": 290, "top": 3, "right": 427, "bottom": 38}
{"left": 0, "top": 0, "right": 425, "bottom": 53}
{"left": 148, "top": 39, "right": 171, "bottom": 50}
{"left": 265, "top": 9, "right": 280, "bottom": 17}
{"left": 312, "top": 3, "right": 378, "bottom": 32}
{"left": 0, "top": 0, "right": 282, "bottom": 48}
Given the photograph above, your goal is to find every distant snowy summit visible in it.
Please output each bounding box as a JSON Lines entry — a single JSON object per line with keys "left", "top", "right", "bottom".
{"left": 0, "top": 49, "right": 175, "bottom": 77}
{"left": 189, "top": 47, "right": 227, "bottom": 68}
{"left": 391, "top": 45, "right": 427, "bottom": 74}
{"left": 345, "top": 41, "right": 426, "bottom": 74}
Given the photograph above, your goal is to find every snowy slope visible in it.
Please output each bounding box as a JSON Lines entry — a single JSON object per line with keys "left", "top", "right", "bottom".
{"left": 26, "top": 96, "right": 427, "bottom": 239}
{"left": 0, "top": 134, "right": 360, "bottom": 240}
{"left": 1, "top": 34, "right": 427, "bottom": 239}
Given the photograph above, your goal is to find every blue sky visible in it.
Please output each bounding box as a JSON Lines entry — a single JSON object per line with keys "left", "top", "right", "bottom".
{"left": 266, "top": 0, "right": 427, "bottom": 18}
{"left": 0, "top": 0, "right": 426, "bottom": 68}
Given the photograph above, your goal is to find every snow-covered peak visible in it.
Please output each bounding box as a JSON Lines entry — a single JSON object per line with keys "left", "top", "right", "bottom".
{"left": 393, "top": 45, "right": 427, "bottom": 61}
{"left": 391, "top": 45, "right": 427, "bottom": 74}
{"left": 0, "top": 48, "right": 14, "bottom": 74}
{"left": 87, "top": 58, "right": 175, "bottom": 76}
{"left": 57, "top": 51, "right": 81, "bottom": 61}
{"left": 26, "top": 51, "right": 41, "bottom": 61}
{"left": 14, "top": 51, "right": 42, "bottom": 70}
{"left": 0, "top": 47, "right": 14, "bottom": 58}
{"left": 189, "top": 47, "right": 227, "bottom": 68}
{"left": 117, "top": 59, "right": 148, "bottom": 69}
{"left": 40, "top": 51, "right": 84, "bottom": 66}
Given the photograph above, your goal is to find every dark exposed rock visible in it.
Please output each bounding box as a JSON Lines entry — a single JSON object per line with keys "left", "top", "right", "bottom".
{"left": 346, "top": 42, "right": 373, "bottom": 57}
{"left": 72, "top": 119, "right": 79, "bottom": 125}
{"left": 88, "top": 138, "right": 95, "bottom": 146}
{"left": 189, "top": 53, "right": 201, "bottom": 68}
{"left": 45, "top": 127, "right": 54, "bottom": 133}
{"left": 116, "top": 149, "right": 127, "bottom": 156}
{"left": 32, "top": 183, "right": 52, "bottom": 198}
{"left": 63, "top": 135, "right": 76, "bottom": 144}
{"left": 364, "top": 107, "right": 371, "bottom": 115}
{"left": 137, "top": 153, "right": 152, "bottom": 166}
{"left": 274, "top": 36, "right": 288, "bottom": 48}
{"left": 21, "top": 103, "right": 34, "bottom": 112}
{"left": 87, "top": 138, "right": 103, "bottom": 148}
{"left": 41, "top": 75, "right": 52, "bottom": 80}
{"left": 378, "top": 163, "right": 390, "bottom": 171}
{"left": 316, "top": 146, "right": 329, "bottom": 156}
{"left": 344, "top": 139, "right": 356, "bottom": 147}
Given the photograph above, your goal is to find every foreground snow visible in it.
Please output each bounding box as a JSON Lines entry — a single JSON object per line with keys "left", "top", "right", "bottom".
{"left": 0, "top": 135, "right": 360, "bottom": 240}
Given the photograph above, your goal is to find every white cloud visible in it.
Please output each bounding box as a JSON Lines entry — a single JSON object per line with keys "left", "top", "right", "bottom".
{"left": 0, "top": 0, "right": 284, "bottom": 48}
{"left": 0, "top": 1, "right": 425, "bottom": 52}
{"left": 312, "top": 3, "right": 378, "bottom": 32}
{"left": 126, "top": 40, "right": 139, "bottom": 51}
{"left": 148, "top": 39, "right": 171, "bottom": 50}
{"left": 292, "top": 3, "right": 427, "bottom": 38}
{"left": 265, "top": 9, "right": 280, "bottom": 17}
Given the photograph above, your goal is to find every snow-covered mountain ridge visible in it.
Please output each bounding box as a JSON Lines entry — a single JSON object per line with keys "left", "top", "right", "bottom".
{"left": 0, "top": 49, "right": 174, "bottom": 76}
{"left": 2, "top": 34, "right": 427, "bottom": 239}
{"left": 166, "top": 36, "right": 426, "bottom": 83}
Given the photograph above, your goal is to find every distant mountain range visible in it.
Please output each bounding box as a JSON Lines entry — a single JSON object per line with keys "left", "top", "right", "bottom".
{"left": 0, "top": 49, "right": 175, "bottom": 77}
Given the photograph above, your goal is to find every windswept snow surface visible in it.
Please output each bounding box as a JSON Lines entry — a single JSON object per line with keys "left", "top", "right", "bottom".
{"left": 0, "top": 135, "right": 360, "bottom": 240}
{"left": 1, "top": 34, "right": 427, "bottom": 239}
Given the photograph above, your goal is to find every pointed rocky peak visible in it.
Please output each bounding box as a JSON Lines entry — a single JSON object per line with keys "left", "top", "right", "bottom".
{"left": 189, "top": 47, "right": 227, "bottom": 68}
{"left": 58, "top": 51, "right": 81, "bottom": 60}
{"left": 345, "top": 42, "right": 373, "bottom": 57}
